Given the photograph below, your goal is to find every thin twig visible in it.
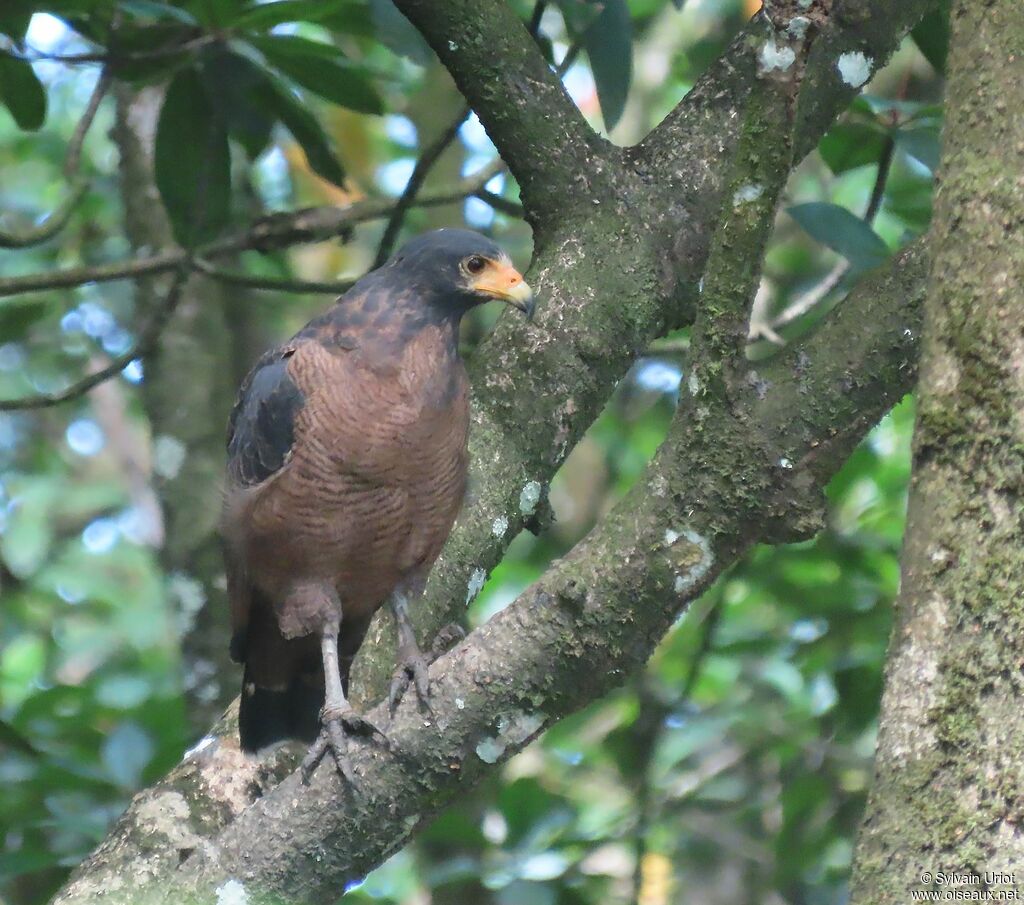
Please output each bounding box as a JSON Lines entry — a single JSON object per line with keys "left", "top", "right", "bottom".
{"left": 0, "top": 69, "right": 108, "bottom": 250}
{"left": 0, "top": 170, "right": 502, "bottom": 300}
{"left": 527, "top": 0, "right": 548, "bottom": 36}
{"left": 64, "top": 68, "right": 110, "bottom": 180}
{"left": 0, "top": 181, "right": 89, "bottom": 250}
{"left": 370, "top": 1, "right": 574, "bottom": 268}
{"left": 0, "top": 264, "right": 191, "bottom": 411}
{"left": 194, "top": 258, "right": 356, "bottom": 295}
{"left": 473, "top": 188, "right": 523, "bottom": 218}
{"left": 16, "top": 34, "right": 217, "bottom": 66}
{"left": 372, "top": 108, "right": 471, "bottom": 268}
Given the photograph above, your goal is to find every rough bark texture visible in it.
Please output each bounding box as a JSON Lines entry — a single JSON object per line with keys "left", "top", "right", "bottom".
{"left": 113, "top": 85, "right": 247, "bottom": 729}
{"left": 50, "top": 1, "right": 939, "bottom": 902}
{"left": 849, "top": 2, "right": 1024, "bottom": 900}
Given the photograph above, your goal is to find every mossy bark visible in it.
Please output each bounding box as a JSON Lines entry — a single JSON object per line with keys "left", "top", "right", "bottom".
{"left": 849, "top": 2, "right": 1024, "bottom": 900}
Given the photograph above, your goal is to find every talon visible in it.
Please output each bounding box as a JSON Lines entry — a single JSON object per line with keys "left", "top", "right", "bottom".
{"left": 388, "top": 653, "right": 432, "bottom": 716}
{"left": 301, "top": 707, "right": 389, "bottom": 784}
{"left": 429, "top": 622, "right": 466, "bottom": 661}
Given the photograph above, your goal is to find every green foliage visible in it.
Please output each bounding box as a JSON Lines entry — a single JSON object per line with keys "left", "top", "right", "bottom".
{"left": 787, "top": 202, "right": 889, "bottom": 271}
{"left": 0, "top": 51, "right": 46, "bottom": 130}
{"left": 154, "top": 65, "right": 231, "bottom": 246}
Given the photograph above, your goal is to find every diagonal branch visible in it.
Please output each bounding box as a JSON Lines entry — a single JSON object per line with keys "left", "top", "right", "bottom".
{"left": 391, "top": 0, "right": 608, "bottom": 228}
{"left": 52, "top": 236, "right": 927, "bottom": 905}
{"left": 49, "top": 4, "right": 936, "bottom": 900}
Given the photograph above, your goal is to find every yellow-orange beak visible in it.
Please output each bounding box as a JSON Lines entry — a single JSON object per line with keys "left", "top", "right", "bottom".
{"left": 470, "top": 262, "right": 535, "bottom": 320}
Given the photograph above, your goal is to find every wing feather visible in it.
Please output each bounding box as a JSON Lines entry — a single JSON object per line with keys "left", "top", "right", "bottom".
{"left": 226, "top": 346, "right": 305, "bottom": 487}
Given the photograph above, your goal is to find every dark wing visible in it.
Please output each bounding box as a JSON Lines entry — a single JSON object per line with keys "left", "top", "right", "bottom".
{"left": 227, "top": 345, "right": 305, "bottom": 487}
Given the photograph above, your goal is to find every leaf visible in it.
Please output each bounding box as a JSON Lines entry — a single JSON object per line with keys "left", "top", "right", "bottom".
{"left": 0, "top": 50, "right": 46, "bottom": 130}
{"left": 582, "top": 0, "right": 632, "bottom": 131}
{"left": 0, "top": 299, "right": 48, "bottom": 340}
{"left": 257, "top": 71, "right": 346, "bottom": 185}
{"left": 818, "top": 122, "right": 889, "bottom": 175}
{"left": 897, "top": 126, "right": 941, "bottom": 173}
{"left": 911, "top": 1, "right": 951, "bottom": 73}
{"left": 154, "top": 65, "right": 231, "bottom": 245}
{"left": 235, "top": 0, "right": 374, "bottom": 35}
{"left": 119, "top": 0, "right": 198, "bottom": 23}
{"left": 200, "top": 47, "right": 275, "bottom": 159}
{"left": 368, "top": 0, "right": 432, "bottom": 64}
{"left": 787, "top": 202, "right": 889, "bottom": 271}
{"left": 106, "top": 22, "right": 196, "bottom": 83}
{"left": 0, "top": 11, "right": 31, "bottom": 42}
{"left": 247, "top": 35, "right": 383, "bottom": 114}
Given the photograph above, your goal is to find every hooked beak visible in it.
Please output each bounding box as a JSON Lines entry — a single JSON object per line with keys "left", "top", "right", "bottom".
{"left": 471, "top": 262, "right": 535, "bottom": 320}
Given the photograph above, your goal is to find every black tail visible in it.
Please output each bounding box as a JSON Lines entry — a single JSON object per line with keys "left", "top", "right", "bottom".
{"left": 234, "top": 596, "right": 323, "bottom": 753}
{"left": 238, "top": 665, "right": 321, "bottom": 752}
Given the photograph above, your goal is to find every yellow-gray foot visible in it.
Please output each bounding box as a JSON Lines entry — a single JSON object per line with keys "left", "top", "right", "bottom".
{"left": 300, "top": 706, "right": 387, "bottom": 785}
{"left": 387, "top": 623, "right": 466, "bottom": 716}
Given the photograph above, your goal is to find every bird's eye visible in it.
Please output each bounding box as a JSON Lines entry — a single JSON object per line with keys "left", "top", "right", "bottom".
{"left": 465, "top": 256, "right": 486, "bottom": 274}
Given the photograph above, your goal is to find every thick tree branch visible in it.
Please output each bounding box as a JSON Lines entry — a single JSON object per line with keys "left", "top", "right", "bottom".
{"left": 638, "top": 0, "right": 937, "bottom": 316}
{"left": 391, "top": 0, "right": 608, "bottom": 230}
{"left": 52, "top": 237, "right": 926, "bottom": 904}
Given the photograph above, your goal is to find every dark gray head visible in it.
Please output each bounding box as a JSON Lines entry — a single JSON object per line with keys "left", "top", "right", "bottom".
{"left": 382, "top": 228, "right": 534, "bottom": 320}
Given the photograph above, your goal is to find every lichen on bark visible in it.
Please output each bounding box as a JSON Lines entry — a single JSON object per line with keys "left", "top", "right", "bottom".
{"left": 849, "top": 1, "right": 1024, "bottom": 900}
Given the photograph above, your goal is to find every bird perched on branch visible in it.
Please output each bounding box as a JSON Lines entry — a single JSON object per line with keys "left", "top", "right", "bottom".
{"left": 222, "top": 228, "right": 534, "bottom": 781}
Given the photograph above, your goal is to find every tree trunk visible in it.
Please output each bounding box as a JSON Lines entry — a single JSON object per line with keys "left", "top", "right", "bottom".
{"left": 849, "top": 1, "right": 1024, "bottom": 899}
{"left": 112, "top": 85, "right": 253, "bottom": 731}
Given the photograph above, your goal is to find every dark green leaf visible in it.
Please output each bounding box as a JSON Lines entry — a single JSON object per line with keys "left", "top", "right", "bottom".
{"left": 0, "top": 299, "right": 49, "bottom": 340}
{"left": 911, "top": 1, "right": 950, "bottom": 73}
{"left": 154, "top": 65, "right": 231, "bottom": 245}
{"left": 368, "top": 0, "right": 432, "bottom": 64}
{"left": 0, "top": 11, "right": 31, "bottom": 42}
{"left": 236, "top": 0, "right": 374, "bottom": 35}
{"left": 120, "top": 0, "right": 198, "bottom": 23}
{"left": 582, "top": 0, "right": 632, "bottom": 131}
{"left": 247, "top": 34, "right": 383, "bottom": 114}
{"left": 0, "top": 51, "right": 46, "bottom": 130}
{"left": 897, "top": 126, "right": 940, "bottom": 173}
{"left": 818, "top": 122, "right": 889, "bottom": 175}
{"left": 200, "top": 48, "right": 275, "bottom": 159}
{"left": 106, "top": 23, "right": 196, "bottom": 83}
{"left": 257, "top": 72, "right": 346, "bottom": 185}
{"left": 788, "top": 202, "right": 889, "bottom": 271}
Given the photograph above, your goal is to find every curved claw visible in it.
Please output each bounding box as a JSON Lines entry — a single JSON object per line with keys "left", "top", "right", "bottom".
{"left": 300, "top": 708, "right": 389, "bottom": 785}
{"left": 388, "top": 652, "right": 431, "bottom": 716}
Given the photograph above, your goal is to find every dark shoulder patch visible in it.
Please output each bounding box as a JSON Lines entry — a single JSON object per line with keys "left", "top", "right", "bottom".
{"left": 227, "top": 347, "right": 305, "bottom": 486}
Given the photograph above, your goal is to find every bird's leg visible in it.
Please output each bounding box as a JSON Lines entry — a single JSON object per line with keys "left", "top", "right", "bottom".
{"left": 301, "top": 617, "right": 387, "bottom": 785}
{"left": 388, "top": 591, "right": 430, "bottom": 716}
{"left": 388, "top": 590, "right": 466, "bottom": 715}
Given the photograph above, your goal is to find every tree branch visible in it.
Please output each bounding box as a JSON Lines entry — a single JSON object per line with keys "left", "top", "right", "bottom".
{"left": 0, "top": 66, "right": 106, "bottom": 249}
{"left": 193, "top": 259, "right": 355, "bottom": 295}
{"left": 638, "top": 0, "right": 938, "bottom": 317}
{"left": 0, "top": 264, "right": 190, "bottom": 411}
{"left": 373, "top": 107, "right": 471, "bottom": 268}
{"left": 0, "top": 167, "right": 503, "bottom": 300}
{"left": 48, "top": 3, "right": 936, "bottom": 899}
{"left": 53, "top": 233, "right": 926, "bottom": 905}
{"left": 391, "top": 0, "right": 608, "bottom": 230}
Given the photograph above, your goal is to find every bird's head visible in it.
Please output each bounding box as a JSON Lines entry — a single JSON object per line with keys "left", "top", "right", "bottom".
{"left": 387, "top": 228, "right": 535, "bottom": 321}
